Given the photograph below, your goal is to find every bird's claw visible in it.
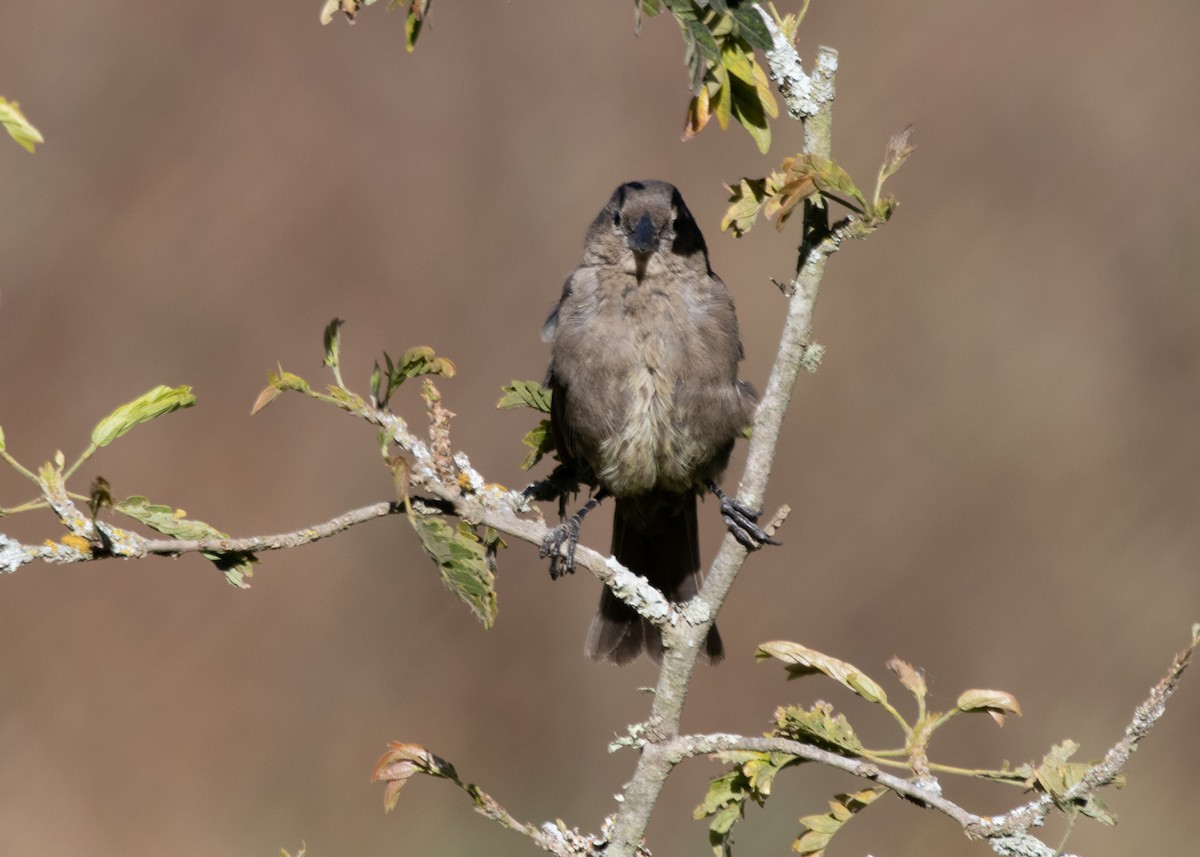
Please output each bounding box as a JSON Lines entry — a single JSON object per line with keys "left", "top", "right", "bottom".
{"left": 540, "top": 517, "right": 582, "bottom": 579}
{"left": 713, "top": 486, "right": 781, "bottom": 550}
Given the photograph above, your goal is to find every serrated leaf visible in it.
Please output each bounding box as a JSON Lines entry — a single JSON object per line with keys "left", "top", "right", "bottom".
{"left": 407, "top": 509, "right": 497, "bottom": 628}
{"left": 1026, "top": 739, "right": 1118, "bottom": 814}
{"left": 721, "top": 177, "right": 769, "bottom": 237}
{"left": 90, "top": 385, "right": 196, "bottom": 448}
{"left": 757, "top": 641, "right": 888, "bottom": 705}
{"left": 1080, "top": 795, "right": 1117, "bottom": 825}
{"left": 497, "top": 380, "right": 552, "bottom": 413}
{"left": 694, "top": 769, "right": 745, "bottom": 819}
{"left": 794, "top": 789, "right": 885, "bottom": 856}
{"left": 0, "top": 97, "right": 44, "bottom": 153}
{"left": 116, "top": 494, "right": 257, "bottom": 588}
{"left": 394, "top": 346, "right": 457, "bottom": 382}
{"left": 773, "top": 702, "right": 864, "bottom": 756}
{"left": 695, "top": 755, "right": 790, "bottom": 857}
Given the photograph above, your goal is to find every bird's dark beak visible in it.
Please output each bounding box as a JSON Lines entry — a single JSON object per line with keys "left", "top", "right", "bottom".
{"left": 628, "top": 213, "right": 658, "bottom": 255}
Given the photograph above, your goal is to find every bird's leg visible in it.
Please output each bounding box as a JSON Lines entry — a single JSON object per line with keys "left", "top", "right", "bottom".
{"left": 540, "top": 488, "right": 610, "bottom": 579}
{"left": 708, "top": 482, "right": 781, "bottom": 550}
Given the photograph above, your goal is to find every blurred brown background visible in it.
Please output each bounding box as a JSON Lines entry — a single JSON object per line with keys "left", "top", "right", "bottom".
{"left": 2, "top": 2, "right": 1198, "bottom": 855}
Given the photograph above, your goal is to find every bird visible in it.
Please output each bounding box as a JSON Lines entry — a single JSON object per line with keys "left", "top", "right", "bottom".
{"left": 539, "top": 180, "right": 773, "bottom": 665}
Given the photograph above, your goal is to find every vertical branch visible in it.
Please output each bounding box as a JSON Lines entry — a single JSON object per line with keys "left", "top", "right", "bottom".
{"left": 734, "top": 45, "right": 838, "bottom": 514}
{"left": 605, "top": 44, "right": 842, "bottom": 857}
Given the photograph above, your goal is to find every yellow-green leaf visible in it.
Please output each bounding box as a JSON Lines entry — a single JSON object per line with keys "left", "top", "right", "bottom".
{"left": 757, "top": 640, "right": 887, "bottom": 705}
{"left": 497, "top": 380, "right": 551, "bottom": 413}
{"left": 794, "top": 789, "right": 886, "bottom": 856}
{"left": 519, "top": 420, "right": 554, "bottom": 470}
{"left": 956, "top": 688, "right": 1022, "bottom": 726}
{"left": 116, "top": 494, "right": 257, "bottom": 588}
{"left": 408, "top": 509, "right": 497, "bottom": 628}
{"left": 0, "top": 97, "right": 44, "bottom": 153}
{"left": 721, "top": 177, "right": 769, "bottom": 237}
{"left": 90, "top": 385, "right": 196, "bottom": 448}
{"left": 773, "top": 702, "right": 864, "bottom": 755}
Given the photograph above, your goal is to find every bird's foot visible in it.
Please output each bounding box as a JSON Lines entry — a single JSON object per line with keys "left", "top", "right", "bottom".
{"left": 540, "top": 489, "right": 609, "bottom": 579}
{"left": 710, "top": 483, "right": 781, "bottom": 550}
{"left": 540, "top": 517, "right": 582, "bottom": 579}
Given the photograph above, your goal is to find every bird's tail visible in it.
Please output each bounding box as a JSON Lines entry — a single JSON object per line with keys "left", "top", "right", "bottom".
{"left": 586, "top": 491, "right": 724, "bottom": 665}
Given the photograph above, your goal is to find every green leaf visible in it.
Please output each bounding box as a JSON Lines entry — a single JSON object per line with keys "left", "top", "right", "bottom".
{"left": 519, "top": 420, "right": 554, "bottom": 470}
{"left": 497, "top": 380, "right": 552, "bottom": 413}
{"left": 0, "top": 97, "right": 44, "bottom": 153}
{"left": 0, "top": 423, "right": 5, "bottom": 452}
{"left": 394, "top": 346, "right": 457, "bottom": 382}
{"left": 90, "top": 385, "right": 196, "bottom": 448}
{"left": 794, "top": 789, "right": 886, "bottom": 856}
{"left": 404, "top": 0, "right": 432, "bottom": 52}
{"left": 323, "top": 317, "right": 345, "bottom": 371}
{"left": 773, "top": 702, "right": 864, "bottom": 756}
{"left": 729, "top": 6, "right": 771, "bottom": 52}
{"left": 116, "top": 494, "right": 257, "bottom": 588}
{"left": 757, "top": 640, "right": 888, "bottom": 705}
{"left": 370, "top": 361, "right": 383, "bottom": 402}
{"left": 407, "top": 509, "right": 497, "bottom": 628}
{"left": 685, "top": 18, "right": 721, "bottom": 64}
{"left": 721, "top": 177, "right": 769, "bottom": 237}
{"left": 696, "top": 751, "right": 801, "bottom": 857}
{"left": 729, "top": 70, "right": 771, "bottom": 154}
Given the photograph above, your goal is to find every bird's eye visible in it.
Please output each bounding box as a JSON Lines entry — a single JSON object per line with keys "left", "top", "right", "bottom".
{"left": 671, "top": 216, "right": 682, "bottom": 232}
{"left": 612, "top": 211, "right": 622, "bottom": 227}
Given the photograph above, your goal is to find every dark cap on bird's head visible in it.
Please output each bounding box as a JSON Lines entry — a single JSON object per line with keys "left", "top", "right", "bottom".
{"left": 583, "top": 180, "right": 710, "bottom": 266}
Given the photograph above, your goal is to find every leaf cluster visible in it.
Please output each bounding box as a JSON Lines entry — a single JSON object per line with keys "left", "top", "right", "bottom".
{"left": 252, "top": 322, "right": 494, "bottom": 626}
{"left": 1, "top": 385, "right": 256, "bottom": 586}
{"left": 640, "top": 0, "right": 779, "bottom": 152}
{"left": 696, "top": 640, "right": 1134, "bottom": 856}
{"left": 497, "top": 380, "right": 554, "bottom": 470}
{"left": 722, "top": 125, "right": 915, "bottom": 238}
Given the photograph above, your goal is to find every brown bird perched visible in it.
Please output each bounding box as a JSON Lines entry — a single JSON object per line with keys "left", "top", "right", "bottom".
{"left": 540, "top": 180, "right": 776, "bottom": 665}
